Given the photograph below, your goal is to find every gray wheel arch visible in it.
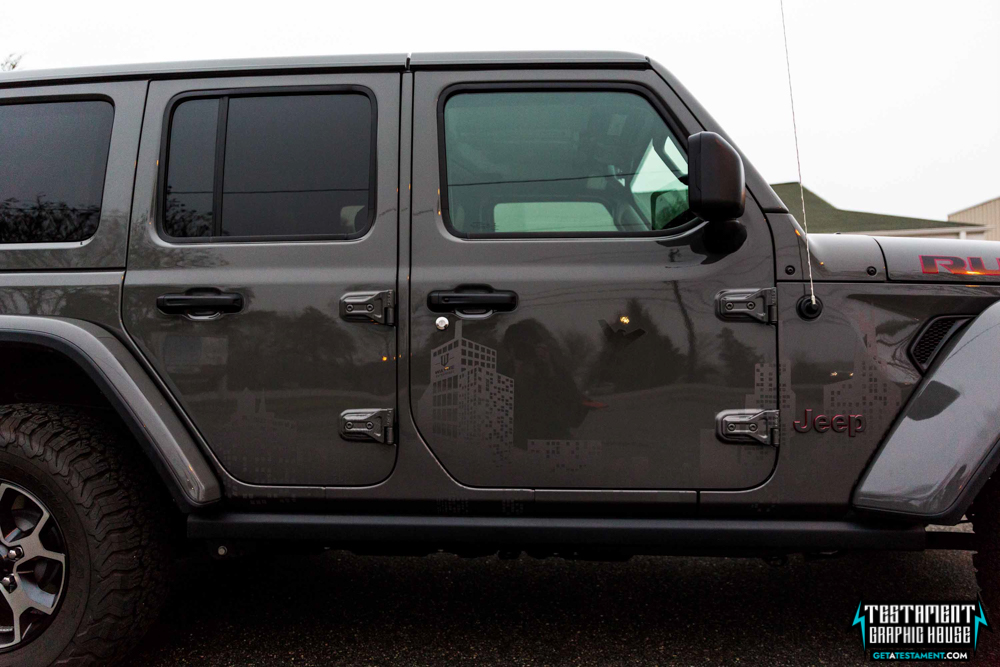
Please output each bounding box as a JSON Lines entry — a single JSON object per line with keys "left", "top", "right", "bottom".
{"left": 853, "top": 299, "right": 1000, "bottom": 523}
{"left": 0, "top": 315, "right": 221, "bottom": 510}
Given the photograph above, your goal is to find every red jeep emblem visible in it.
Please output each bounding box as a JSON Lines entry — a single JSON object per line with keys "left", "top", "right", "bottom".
{"left": 793, "top": 409, "right": 865, "bottom": 436}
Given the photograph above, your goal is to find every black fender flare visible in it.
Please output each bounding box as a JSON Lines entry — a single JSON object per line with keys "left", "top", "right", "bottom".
{"left": 0, "top": 315, "right": 221, "bottom": 511}
{"left": 853, "top": 299, "right": 1000, "bottom": 523}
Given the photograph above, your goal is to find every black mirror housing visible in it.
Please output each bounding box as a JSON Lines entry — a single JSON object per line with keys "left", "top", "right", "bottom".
{"left": 687, "top": 132, "right": 746, "bottom": 222}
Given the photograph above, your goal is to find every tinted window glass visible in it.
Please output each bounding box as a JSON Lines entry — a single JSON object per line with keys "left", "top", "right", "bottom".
{"left": 164, "top": 98, "right": 218, "bottom": 238}
{"left": 494, "top": 202, "right": 615, "bottom": 233}
{"left": 0, "top": 100, "right": 114, "bottom": 243}
{"left": 163, "top": 92, "right": 374, "bottom": 240}
{"left": 442, "top": 91, "right": 692, "bottom": 236}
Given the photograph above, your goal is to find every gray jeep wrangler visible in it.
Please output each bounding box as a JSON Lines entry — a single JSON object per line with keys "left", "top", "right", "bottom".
{"left": 1, "top": 51, "right": 998, "bottom": 665}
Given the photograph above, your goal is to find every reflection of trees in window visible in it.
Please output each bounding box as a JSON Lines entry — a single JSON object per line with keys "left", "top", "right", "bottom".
{"left": 0, "top": 197, "right": 100, "bottom": 244}
{"left": 163, "top": 196, "right": 213, "bottom": 238}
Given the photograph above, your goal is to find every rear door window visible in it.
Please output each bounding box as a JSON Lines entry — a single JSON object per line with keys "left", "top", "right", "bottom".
{"left": 0, "top": 100, "right": 114, "bottom": 243}
{"left": 163, "top": 91, "right": 376, "bottom": 241}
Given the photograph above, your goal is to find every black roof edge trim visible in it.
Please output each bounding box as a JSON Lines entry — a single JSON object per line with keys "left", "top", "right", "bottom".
{"left": 408, "top": 50, "right": 649, "bottom": 71}
{"left": 408, "top": 61, "right": 650, "bottom": 72}
{"left": 0, "top": 62, "right": 406, "bottom": 89}
{"left": 1, "top": 52, "right": 655, "bottom": 88}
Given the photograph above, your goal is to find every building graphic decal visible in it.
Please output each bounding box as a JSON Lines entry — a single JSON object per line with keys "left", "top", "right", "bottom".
{"left": 430, "top": 321, "right": 515, "bottom": 465}
{"left": 736, "top": 361, "right": 781, "bottom": 467}
{"left": 223, "top": 390, "right": 299, "bottom": 483}
{"left": 822, "top": 311, "right": 903, "bottom": 434}
{"left": 526, "top": 438, "right": 603, "bottom": 473}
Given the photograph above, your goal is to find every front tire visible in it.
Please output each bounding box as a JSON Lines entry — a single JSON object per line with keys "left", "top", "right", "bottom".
{"left": 0, "top": 404, "right": 172, "bottom": 666}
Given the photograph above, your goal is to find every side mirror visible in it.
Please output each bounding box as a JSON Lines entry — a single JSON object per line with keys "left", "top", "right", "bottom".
{"left": 687, "top": 132, "right": 746, "bottom": 222}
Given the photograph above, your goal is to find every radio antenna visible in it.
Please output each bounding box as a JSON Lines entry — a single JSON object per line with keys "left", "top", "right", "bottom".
{"left": 779, "top": 0, "right": 816, "bottom": 305}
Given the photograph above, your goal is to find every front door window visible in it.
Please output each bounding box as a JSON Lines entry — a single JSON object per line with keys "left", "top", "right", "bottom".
{"left": 441, "top": 90, "right": 695, "bottom": 237}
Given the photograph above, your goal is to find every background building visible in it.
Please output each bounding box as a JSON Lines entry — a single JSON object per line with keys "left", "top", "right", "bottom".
{"left": 771, "top": 182, "right": 987, "bottom": 239}
{"left": 949, "top": 196, "right": 1000, "bottom": 241}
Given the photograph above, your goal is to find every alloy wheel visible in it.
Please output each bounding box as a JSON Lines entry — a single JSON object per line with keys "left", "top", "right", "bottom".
{"left": 0, "top": 481, "right": 67, "bottom": 651}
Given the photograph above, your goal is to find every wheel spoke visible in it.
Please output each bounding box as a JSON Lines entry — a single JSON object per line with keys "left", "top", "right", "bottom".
{"left": 0, "top": 581, "right": 25, "bottom": 650}
{"left": 0, "top": 604, "right": 22, "bottom": 648}
{"left": 0, "top": 483, "right": 17, "bottom": 547}
{"left": 0, "top": 479, "right": 67, "bottom": 649}
{"left": 1, "top": 576, "right": 56, "bottom": 617}
{"left": 3, "top": 491, "right": 65, "bottom": 566}
{"left": 10, "top": 530, "right": 66, "bottom": 567}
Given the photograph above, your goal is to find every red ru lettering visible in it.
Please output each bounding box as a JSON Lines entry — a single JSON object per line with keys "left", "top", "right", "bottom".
{"left": 920, "top": 255, "right": 966, "bottom": 275}
{"left": 920, "top": 255, "right": 1000, "bottom": 276}
{"left": 966, "top": 257, "right": 1000, "bottom": 276}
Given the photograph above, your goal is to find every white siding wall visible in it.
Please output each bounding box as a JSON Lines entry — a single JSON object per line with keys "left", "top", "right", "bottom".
{"left": 950, "top": 197, "right": 1000, "bottom": 241}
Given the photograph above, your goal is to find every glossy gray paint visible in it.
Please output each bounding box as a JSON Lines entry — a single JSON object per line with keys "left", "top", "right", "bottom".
{"left": 854, "top": 299, "right": 1000, "bottom": 521}
{"left": 123, "top": 72, "right": 400, "bottom": 487}
{"left": 4, "top": 52, "right": 1000, "bottom": 532}
{"left": 876, "top": 236, "right": 1000, "bottom": 283}
{"left": 701, "top": 280, "right": 1000, "bottom": 516}
{"left": 136, "top": 72, "right": 537, "bottom": 507}
{"left": 797, "top": 233, "right": 886, "bottom": 282}
{"left": 0, "top": 269, "right": 222, "bottom": 508}
{"left": 0, "top": 315, "right": 221, "bottom": 507}
{"left": 409, "top": 68, "right": 777, "bottom": 490}
{"left": 0, "top": 271, "right": 122, "bottom": 323}
{"left": 308, "top": 69, "right": 694, "bottom": 509}
{"left": 768, "top": 215, "right": 887, "bottom": 283}
{"left": 0, "top": 80, "right": 145, "bottom": 270}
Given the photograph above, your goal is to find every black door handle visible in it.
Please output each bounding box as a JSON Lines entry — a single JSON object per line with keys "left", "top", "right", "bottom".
{"left": 157, "top": 291, "right": 244, "bottom": 316}
{"left": 427, "top": 289, "right": 517, "bottom": 314}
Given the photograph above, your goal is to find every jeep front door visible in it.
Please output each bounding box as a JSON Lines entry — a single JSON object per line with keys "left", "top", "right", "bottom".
{"left": 408, "top": 69, "right": 777, "bottom": 489}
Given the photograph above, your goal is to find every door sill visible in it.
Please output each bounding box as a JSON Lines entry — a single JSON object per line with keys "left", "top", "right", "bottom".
{"left": 188, "top": 513, "right": 932, "bottom": 554}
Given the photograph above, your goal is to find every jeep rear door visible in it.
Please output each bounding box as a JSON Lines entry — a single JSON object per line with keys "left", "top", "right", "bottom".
{"left": 123, "top": 72, "right": 400, "bottom": 487}
{"left": 407, "top": 67, "right": 778, "bottom": 490}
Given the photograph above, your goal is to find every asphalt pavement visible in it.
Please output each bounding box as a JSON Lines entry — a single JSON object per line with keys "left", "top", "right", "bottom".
{"left": 127, "top": 540, "right": 996, "bottom": 666}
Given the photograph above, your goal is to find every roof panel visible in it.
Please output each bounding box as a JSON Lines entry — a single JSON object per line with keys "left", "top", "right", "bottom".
{"left": 0, "top": 51, "right": 653, "bottom": 87}
{"left": 409, "top": 50, "right": 648, "bottom": 68}
{"left": 0, "top": 53, "right": 408, "bottom": 87}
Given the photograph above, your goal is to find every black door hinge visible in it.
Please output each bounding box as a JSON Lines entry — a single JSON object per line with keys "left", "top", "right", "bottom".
{"left": 716, "top": 288, "right": 777, "bottom": 324}
{"left": 340, "top": 290, "right": 396, "bottom": 326}
{"left": 340, "top": 408, "right": 395, "bottom": 445}
{"left": 716, "top": 409, "right": 780, "bottom": 446}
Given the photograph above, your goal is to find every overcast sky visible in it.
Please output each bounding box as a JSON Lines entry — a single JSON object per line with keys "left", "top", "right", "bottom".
{"left": 3, "top": 0, "right": 997, "bottom": 220}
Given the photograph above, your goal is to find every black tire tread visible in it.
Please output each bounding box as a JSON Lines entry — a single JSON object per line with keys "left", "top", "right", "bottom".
{"left": 0, "top": 403, "right": 172, "bottom": 666}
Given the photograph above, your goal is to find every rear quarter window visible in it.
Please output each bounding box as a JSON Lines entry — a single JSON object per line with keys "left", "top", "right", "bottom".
{"left": 0, "top": 100, "right": 114, "bottom": 244}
